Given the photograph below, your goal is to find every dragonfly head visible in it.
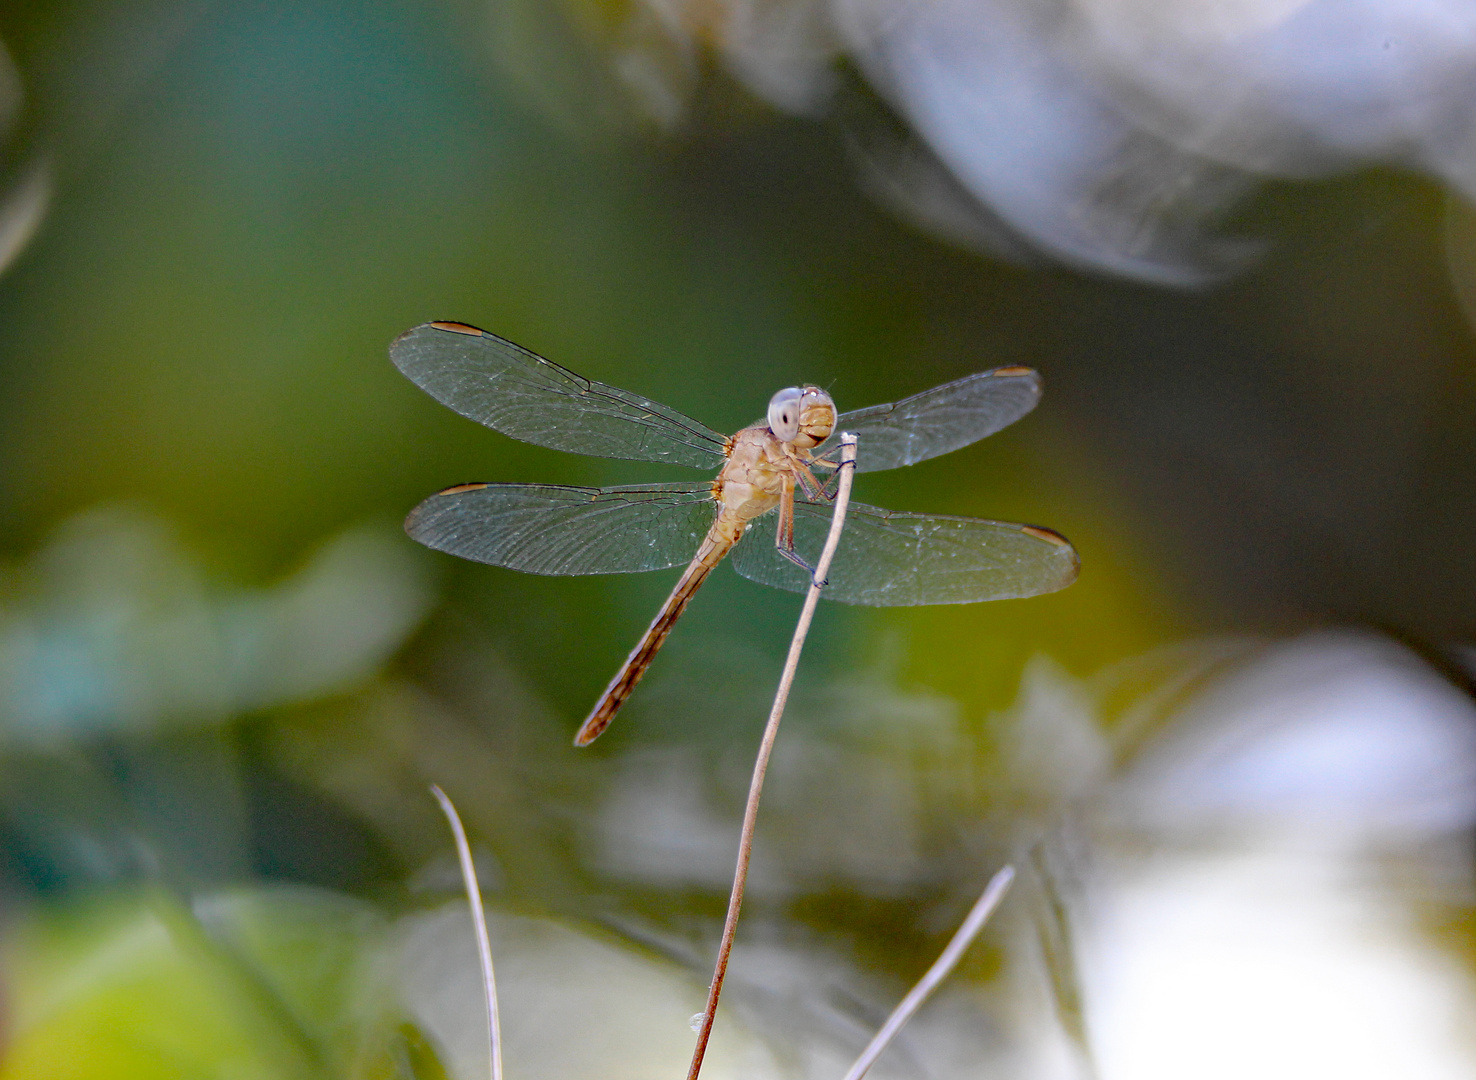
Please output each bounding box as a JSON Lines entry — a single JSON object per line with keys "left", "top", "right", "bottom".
{"left": 767, "top": 385, "right": 836, "bottom": 448}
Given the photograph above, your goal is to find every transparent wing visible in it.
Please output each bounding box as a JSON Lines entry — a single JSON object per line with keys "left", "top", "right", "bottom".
{"left": 392, "top": 322, "right": 730, "bottom": 469}
{"left": 406, "top": 482, "right": 716, "bottom": 575}
{"left": 730, "top": 498, "right": 1078, "bottom": 605}
{"left": 814, "top": 367, "right": 1042, "bottom": 473}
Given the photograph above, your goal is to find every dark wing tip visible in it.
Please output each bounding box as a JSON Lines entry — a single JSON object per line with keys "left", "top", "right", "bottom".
{"left": 1021, "top": 524, "right": 1081, "bottom": 589}
{"left": 390, "top": 321, "right": 486, "bottom": 353}
{"left": 404, "top": 483, "right": 489, "bottom": 542}
{"left": 990, "top": 366, "right": 1043, "bottom": 404}
{"left": 1020, "top": 523, "right": 1070, "bottom": 547}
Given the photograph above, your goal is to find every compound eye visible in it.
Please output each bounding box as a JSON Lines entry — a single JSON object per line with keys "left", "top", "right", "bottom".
{"left": 800, "top": 387, "right": 836, "bottom": 433}
{"left": 767, "top": 386, "right": 802, "bottom": 441}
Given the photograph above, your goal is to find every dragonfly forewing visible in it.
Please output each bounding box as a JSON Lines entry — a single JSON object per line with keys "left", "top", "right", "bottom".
{"left": 392, "top": 323, "right": 731, "bottom": 468}
{"left": 815, "top": 366, "right": 1042, "bottom": 473}
{"left": 406, "top": 482, "right": 718, "bottom": 575}
{"left": 730, "top": 498, "right": 1078, "bottom": 605}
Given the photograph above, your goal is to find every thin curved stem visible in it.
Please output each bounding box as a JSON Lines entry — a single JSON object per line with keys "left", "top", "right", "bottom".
{"left": 431, "top": 784, "right": 503, "bottom": 1080}
{"left": 841, "top": 864, "right": 1015, "bottom": 1080}
{"left": 685, "top": 433, "right": 859, "bottom": 1080}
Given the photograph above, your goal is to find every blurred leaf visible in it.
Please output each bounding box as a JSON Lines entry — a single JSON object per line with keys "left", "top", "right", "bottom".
{"left": 0, "top": 506, "right": 433, "bottom": 744}
{"left": 0, "top": 886, "right": 419, "bottom": 1080}
{"left": 222, "top": 527, "right": 436, "bottom": 712}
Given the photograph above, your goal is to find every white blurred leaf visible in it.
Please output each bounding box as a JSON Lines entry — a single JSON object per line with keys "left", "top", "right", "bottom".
{"left": 397, "top": 903, "right": 784, "bottom": 1080}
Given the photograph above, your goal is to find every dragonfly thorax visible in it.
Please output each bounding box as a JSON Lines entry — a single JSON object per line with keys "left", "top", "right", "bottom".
{"left": 766, "top": 385, "right": 835, "bottom": 448}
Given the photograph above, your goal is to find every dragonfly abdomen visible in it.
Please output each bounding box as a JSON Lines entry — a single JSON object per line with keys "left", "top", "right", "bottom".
{"left": 573, "top": 524, "right": 741, "bottom": 745}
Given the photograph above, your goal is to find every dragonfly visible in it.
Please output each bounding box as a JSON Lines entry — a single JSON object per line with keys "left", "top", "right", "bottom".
{"left": 393, "top": 321, "right": 1079, "bottom": 745}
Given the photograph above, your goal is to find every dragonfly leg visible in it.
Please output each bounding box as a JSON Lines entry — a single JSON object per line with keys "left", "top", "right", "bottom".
{"left": 777, "top": 543, "right": 821, "bottom": 578}
{"left": 776, "top": 476, "right": 797, "bottom": 550}
{"left": 787, "top": 452, "right": 838, "bottom": 503}
{"left": 805, "top": 463, "right": 842, "bottom": 503}
{"left": 775, "top": 479, "right": 825, "bottom": 583}
{"left": 794, "top": 462, "right": 825, "bottom": 499}
{"left": 809, "top": 460, "right": 839, "bottom": 485}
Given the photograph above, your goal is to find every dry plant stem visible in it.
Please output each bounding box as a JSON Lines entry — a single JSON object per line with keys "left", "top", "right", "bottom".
{"left": 840, "top": 864, "right": 1016, "bottom": 1080}
{"left": 430, "top": 784, "right": 504, "bottom": 1080}
{"left": 686, "top": 433, "right": 859, "bottom": 1080}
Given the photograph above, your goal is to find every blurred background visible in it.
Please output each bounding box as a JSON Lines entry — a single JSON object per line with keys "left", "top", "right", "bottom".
{"left": 2, "top": 0, "right": 1476, "bottom": 1077}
